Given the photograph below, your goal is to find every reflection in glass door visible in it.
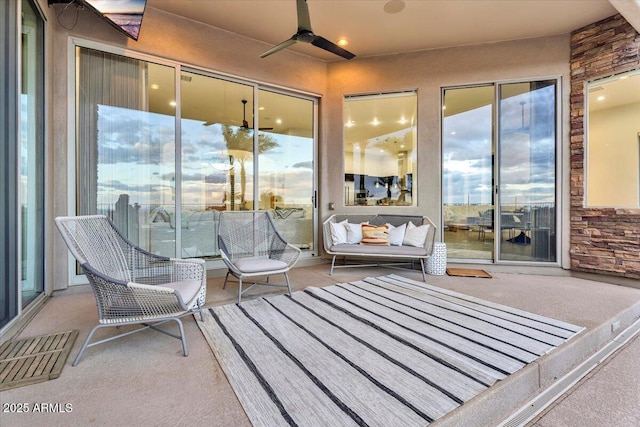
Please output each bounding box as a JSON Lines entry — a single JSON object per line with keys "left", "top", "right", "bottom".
{"left": 498, "top": 81, "right": 556, "bottom": 262}
{"left": 443, "top": 86, "right": 495, "bottom": 260}
{"left": 258, "top": 89, "right": 315, "bottom": 250}
{"left": 20, "top": 0, "right": 44, "bottom": 308}
{"left": 443, "top": 80, "right": 557, "bottom": 263}
{"left": 179, "top": 71, "right": 254, "bottom": 258}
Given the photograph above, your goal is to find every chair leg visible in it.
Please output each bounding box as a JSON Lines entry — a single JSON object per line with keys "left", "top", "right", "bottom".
{"left": 420, "top": 259, "right": 426, "bottom": 282}
{"left": 238, "top": 278, "right": 243, "bottom": 304}
{"left": 330, "top": 256, "right": 336, "bottom": 276}
{"left": 222, "top": 270, "right": 230, "bottom": 289}
{"left": 73, "top": 323, "right": 103, "bottom": 366}
{"left": 73, "top": 318, "right": 189, "bottom": 366}
{"left": 284, "top": 272, "right": 293, "bottom": 296}
{"left": 173, "top": 318, "right": 188, "bottom": 357}
{"left": 197, "top": 300, "right": 204, "bottom": 322}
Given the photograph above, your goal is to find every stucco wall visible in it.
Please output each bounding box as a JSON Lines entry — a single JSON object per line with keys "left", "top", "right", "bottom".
{"left": 324, "top": 35, "right": 573, "bottom": 266}
{"left": 570, "top": 14, "right": 640, "bottom": 279}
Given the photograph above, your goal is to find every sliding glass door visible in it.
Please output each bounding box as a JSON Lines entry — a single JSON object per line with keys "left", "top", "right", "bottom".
{"left": 443, "top": 80, "right": 557, "bottom": 264}
{"left": 498, "top": 81, "right": 556, "bottom": 262}
{"left": 20, "top": 0, "right": 45, "bottom": 306}
{"left": 442, "top": 85, "right": 495, "bottom": 260}
{"left": 257, "top": 89, "right": 315, "bottom": 250}
{"left": 75, "top": 45, "right": 318, "bottom": 262}
{"left": 1, "top": 0, "right": 44, "bottom": 330}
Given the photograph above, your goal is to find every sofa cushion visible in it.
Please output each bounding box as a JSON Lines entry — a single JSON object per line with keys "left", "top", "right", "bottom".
{"left": 329, "top": 220, "right": 348, "bottom": 244}
{"left": 403, "top": 221, "right": 430, "bottom": 247}
{"left": 330, "top": 244, "right": 428, "bottom": 256}
{"left": 345, "top": 221, "right": 367, "bottom": 244}
{"left": 360, "top": 224, "right": 389, "bottom": 245}
{"left": 386, "top": 223, "right": 406, "bottom": 246}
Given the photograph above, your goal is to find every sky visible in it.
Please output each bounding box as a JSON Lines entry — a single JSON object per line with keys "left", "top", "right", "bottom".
{"left": 443, "top": 85, "right": 556, "bottom": 207}
{"left": 85, "top": 0, "right": 146, "bottom": 14}
{"left": 93, "top": 104, "right": 313, "bottom": 210}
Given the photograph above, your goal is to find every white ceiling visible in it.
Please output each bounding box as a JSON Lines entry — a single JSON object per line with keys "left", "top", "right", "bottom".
{"left": 148, "top": 0, "right": 619, "bottom": 61}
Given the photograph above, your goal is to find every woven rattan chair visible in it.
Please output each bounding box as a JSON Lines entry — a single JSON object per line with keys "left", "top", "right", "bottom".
{"left": 218, "top": 211, "right": 301, "bottom": 303}
{"left": 55, "top": 215, "right": 207, "bottom": 366}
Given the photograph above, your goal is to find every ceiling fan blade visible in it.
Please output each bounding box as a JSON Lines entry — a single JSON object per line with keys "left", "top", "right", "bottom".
{"left": 260, "top": 38, "right": 297, "bottom": 58}
{"left": 296, "top": 0, "right": 312, "bottom": 32}
{"left": 311, "top": 36, "right": 356, "bottom": 60}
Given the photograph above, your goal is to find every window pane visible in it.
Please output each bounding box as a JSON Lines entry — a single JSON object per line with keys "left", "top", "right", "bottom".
{"left": 586, "top": 69, "right": 640, "bottom": 207}
{"left": 499, "top": 81, "right": 557, "bottom": 262}
{"left": 443, "top": 86, "right": 494, "bottom": 260}
{"left": 344, "top": 92, "right": 416, "bottom": 207}
{"left": 21, "top": 0, "right": 44, "bottom": 306}
{"left": 76, "top": 47, "right": 176, "bottom": 257}
{"left": 258, "top": 89, "right": 314, "bottom": 250}
{"left": 179, "top": 71, "right": 253, "bottom": 257}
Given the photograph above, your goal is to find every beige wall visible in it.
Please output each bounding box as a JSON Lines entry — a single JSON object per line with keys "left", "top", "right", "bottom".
{"left": 587, "top": 102, "right": 640, "bottom": 206}
{"left": 323, "top": 36, "right": 571, "bottom": 262}
{"left": 42, "top": 1, "right": 573, "bottom": 289}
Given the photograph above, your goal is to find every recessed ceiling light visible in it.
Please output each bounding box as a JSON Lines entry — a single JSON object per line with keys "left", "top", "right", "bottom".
{"left": 596, "top": 96, "right": 605, "bottom": 101}
{"left": 337, "top": 38, "right": 349, "bottom": 46}
{"left": 398, "top": 117, "right": 408, "bottom": 124}
{"left": 169, "top": 101, "right": 176, "bottom": 107}
{"left": 150, "top": 84, "right": 159, "bottom": 90}
{"left": 276, "top": 119, "right": 282, "bottom": 124}
{"left": 371, "top": 118, "right": 380, "bottom": 126}
{"left": 258, "top": 106, "right": 265, "bottom": 110}
{"left": 345, "top": 120, "right": 355, "bottom": 127}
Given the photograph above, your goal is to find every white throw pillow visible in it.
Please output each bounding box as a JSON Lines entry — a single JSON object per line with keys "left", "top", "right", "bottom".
{"left": 345, "top": 221, "right": 368, "bottom": 244}
{"left": 386, "top": 223, "right": 407, "bottom": 246}
{"left": 403, "top": 221, "right": 430, "bottom": 247}
{"left": 329, "top": 220, "right": 348, "bottom": 245}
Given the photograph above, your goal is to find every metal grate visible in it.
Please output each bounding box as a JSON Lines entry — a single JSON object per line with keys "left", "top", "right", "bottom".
{"left": 0, "top": 330, "right": 78, "bottom": 391}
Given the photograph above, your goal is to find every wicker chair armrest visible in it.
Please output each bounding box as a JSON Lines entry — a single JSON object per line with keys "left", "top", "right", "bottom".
{"left": 279, "top": 243, "right": 302, "bottom": 266}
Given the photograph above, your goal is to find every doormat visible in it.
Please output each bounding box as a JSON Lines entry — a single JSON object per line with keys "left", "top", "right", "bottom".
{"left": 446, "top": 268, "right": 492, "bottom": 278}
{"left": 0, "top": 330, "right": 78, "bottom": 391}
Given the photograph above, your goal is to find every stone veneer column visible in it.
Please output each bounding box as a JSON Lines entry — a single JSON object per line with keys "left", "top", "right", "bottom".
{"left": 570, "top": 14, "right": 640, "bottom": 279}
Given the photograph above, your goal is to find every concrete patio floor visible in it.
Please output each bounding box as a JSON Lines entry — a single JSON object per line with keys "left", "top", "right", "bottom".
{"left": 1, "top": 263, "right": 639, "bottom": 426}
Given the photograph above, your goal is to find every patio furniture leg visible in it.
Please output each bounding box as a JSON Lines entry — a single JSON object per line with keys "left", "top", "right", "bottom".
{"left": 238, "top": 277, "right": 243, "bottom": 304}
{"left": 420, "top": 259, "right": 426, "bottom": 281}
{"left": 73, "top": 323, "right": 102, "bottom": 366}
{"left": 330, "top": 256, "right": 336, "bottom": 276}
{"left": 284, "top": 272, "right": 292, "bottom": 296}
{"left": 174, "top": 318, "right": 188, "bottom": 357}
{"left": 222, "top": 271, "right": 230, "bottom": 289}
{"left": 197, "top": 300, "right": 204, "bottom": 322}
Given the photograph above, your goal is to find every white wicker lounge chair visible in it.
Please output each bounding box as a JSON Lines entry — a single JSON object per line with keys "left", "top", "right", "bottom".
{"left": 55, "top": 215, "right": 207, "bottom": 366}
{"left": 217, "top": 211, "right": 301, "bottom": 304}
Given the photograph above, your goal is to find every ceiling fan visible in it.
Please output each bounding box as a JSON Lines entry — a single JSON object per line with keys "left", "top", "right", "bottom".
{"left": 260, "top": 0, "right": 355, "bottom": 60}
{"left": 240, "top": 99, "right": 273, "bottom": 131}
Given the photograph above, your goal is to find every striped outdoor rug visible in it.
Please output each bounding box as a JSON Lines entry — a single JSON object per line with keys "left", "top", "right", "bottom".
{"left": 199, "top": 274, "right": 583, "bottom": 426}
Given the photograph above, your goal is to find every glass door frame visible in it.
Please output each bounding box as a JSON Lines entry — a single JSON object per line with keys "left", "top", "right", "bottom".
{"left": 68, "top": 38, "right": 320, "bottom": 284}
{"left": 441, "top": 77, "right": 561, "bottom": 266}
